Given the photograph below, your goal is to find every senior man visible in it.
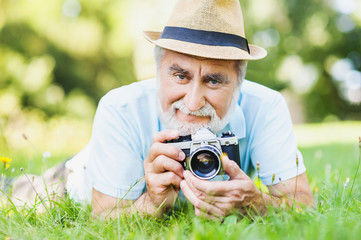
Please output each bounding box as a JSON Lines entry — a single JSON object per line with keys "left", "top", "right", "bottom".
{"left": 67, "top": 0, "right": 313, "bottom": 218}
{"left": 7, "top": 0, "right": 313, "bottom": 218}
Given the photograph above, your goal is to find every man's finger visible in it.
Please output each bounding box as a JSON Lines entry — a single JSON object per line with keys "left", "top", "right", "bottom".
{"left": 152, "top": 155, "right": 184, "bottom": 178}
{"left": 152, "top": 129, "right": 179, "bottom": 143}
{"left": 148, "top": 171, "right": 183, "bottom": 188}
{"left": 146, "top": 142, "right": 185, "bottom": 164}
{"left": 183, "top": 170, "right": 219, "bottom": 201}
{"left": 183, "top": 170, "right": 231, "bottom": 196}
{"left": 180, "top": 180, "right": 225, "bottom": 217}
{"left": 221, "top": 153, "right": 249, "bottom": 180}
{"left": 194, "top": 207, "right": 223, "bottom": 221}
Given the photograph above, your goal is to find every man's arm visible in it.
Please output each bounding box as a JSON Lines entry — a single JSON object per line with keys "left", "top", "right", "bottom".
{"left": 92, "top": 189, "right": 160, "bottom": 219}
{"left": 264, "top": 171, "right": 314, "bottom": 209}
{"left": 181, "top": 154, "right": 313, "bottom": 218}
{"left": 91, "top": 130, "right": 185, "bottom": 219}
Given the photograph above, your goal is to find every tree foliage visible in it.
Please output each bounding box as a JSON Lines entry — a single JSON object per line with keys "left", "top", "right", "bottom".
{"left": 0, "top": 0, "right": 360, "bottom": 122}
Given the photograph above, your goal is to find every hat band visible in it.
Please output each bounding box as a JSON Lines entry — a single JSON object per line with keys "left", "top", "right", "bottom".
{"left": 159, "top": 26, "right": 250, "bottom": 54}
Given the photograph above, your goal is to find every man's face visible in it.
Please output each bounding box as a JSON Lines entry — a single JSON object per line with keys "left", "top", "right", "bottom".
{"left": 158, "top": 49, "right": 240, "bottom": 135}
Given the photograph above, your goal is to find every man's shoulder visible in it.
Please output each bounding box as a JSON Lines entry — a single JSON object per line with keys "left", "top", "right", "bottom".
{"left": 100, "top": 78, "right": 157, "bottom": 108}
{"left": 241, "top": 80, "right": 282, "bottom": 103}
{"left": 239, "top": 80, "right": 286, "bottom": 120}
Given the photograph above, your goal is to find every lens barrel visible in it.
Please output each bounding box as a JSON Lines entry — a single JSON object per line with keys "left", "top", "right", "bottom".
{"left": 189, "top": 145, "right": 221, "bottom": 179}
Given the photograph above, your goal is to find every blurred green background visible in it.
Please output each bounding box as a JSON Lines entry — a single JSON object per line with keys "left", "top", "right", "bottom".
{"left": 0, "top": 0, "right": 360, "bottom": 166}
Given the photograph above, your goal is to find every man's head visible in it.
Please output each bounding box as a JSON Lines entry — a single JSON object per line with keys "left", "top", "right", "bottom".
{"left": 156, "top": 47, "right": 247, "bottom": 135}
{"left": 144, "top": 0, "right": 266, "bottom": 135}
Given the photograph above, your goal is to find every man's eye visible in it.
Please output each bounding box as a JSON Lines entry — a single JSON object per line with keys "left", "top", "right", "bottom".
{"left": 176, "top": 74, "right": 186, "bottom": 80}
{"left": 209, "top": 79, "right": 221, "bottom": 85}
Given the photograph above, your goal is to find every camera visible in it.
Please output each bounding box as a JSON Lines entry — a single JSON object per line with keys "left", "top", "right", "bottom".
{"left": 165, "top": 128, "right": 240, "bottom": 180}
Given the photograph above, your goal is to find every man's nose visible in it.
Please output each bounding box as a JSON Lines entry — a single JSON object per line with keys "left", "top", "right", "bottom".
{"left": 183, "top": 81, "right": 206, "bottom": 112}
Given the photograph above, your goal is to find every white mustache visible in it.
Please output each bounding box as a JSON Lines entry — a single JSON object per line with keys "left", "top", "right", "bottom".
{"left": 171, "top": 99, "right": 217, "bottom": 118}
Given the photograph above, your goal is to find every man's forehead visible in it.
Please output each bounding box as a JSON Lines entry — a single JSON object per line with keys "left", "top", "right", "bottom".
{"left": 162, "top": 49, "right": 239, "bottom": 69}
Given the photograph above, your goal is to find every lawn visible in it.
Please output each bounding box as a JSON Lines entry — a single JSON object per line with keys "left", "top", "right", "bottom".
{"left": 1, "top": 121, "right": 360, "bottom": 239}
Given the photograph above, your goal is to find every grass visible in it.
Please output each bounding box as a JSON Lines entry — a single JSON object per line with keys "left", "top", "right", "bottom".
{"left": 1, "top": 121, "right": 361, "bottom": 239}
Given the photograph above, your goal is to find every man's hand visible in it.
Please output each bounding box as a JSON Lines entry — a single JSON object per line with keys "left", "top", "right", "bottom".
{"left": 180, "top": 154, "right": 313, "bottom": 219}
{"left": 180, "top": 153, "right": 262, "bottom": 218}
{"left": 143, "top": 129, "right": 186, "bottom": 216}
{"left": 92, "top": 129, "right": 185, "bottom": 219}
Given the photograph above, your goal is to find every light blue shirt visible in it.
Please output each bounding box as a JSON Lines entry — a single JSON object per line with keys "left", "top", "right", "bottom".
{"left": 78, "top": 78, "right": 305, "bottom": 201}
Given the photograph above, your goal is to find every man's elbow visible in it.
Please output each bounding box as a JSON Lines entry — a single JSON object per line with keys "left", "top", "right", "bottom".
{"left": 91, "top": 188, "right": 133, "bottom": 219}
{"left": 295, "top": 190, "right": 314, "bottom": 208}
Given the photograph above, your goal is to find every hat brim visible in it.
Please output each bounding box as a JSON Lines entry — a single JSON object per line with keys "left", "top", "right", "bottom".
{"left": 144, "top": 31, "right": 267, "bottom": 60}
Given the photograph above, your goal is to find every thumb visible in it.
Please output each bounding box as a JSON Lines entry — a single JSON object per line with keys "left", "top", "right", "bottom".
{"left": 221, "top": 153, "right": 249, "bottom": 180}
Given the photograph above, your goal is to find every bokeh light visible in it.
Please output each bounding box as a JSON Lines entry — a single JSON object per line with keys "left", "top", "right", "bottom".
{"left": 331, "top": 0, "right": 356, "bottom": 15}
{"left": 62, "top": 0, "right": 82, "bottom": 18}
{"left": 336, "top": 15, "right": 356, "bottom": 33}
{"left": 277, "top": 55, "right": 319, "bottom": 94}
{"left": 331, "top": 58, "right": 361, "bottom": 105}
{"left": 0, "top": 0, "right": 360, "bottom": 161}
{"left": 253, "top": 28, "right": 280, "bottom": 48}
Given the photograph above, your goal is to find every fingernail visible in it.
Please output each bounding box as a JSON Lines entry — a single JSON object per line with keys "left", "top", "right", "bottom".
{"left": 178, "top": 151, "right": 186, "bottom": 160}
{"left": 221, "top": 152, "right": 228, "bottom": 159}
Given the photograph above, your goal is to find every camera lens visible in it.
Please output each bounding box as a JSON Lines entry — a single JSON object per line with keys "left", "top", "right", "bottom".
{"left": 190, "top": 145, "right": 221, "bottom": 179}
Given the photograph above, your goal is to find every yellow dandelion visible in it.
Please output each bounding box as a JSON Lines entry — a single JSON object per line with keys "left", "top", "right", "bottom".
{"left": 5, "top": 164, "right": 10, "bottom": 170}
{"left": 0, "top": 157, "right": 12, "bottom": 164}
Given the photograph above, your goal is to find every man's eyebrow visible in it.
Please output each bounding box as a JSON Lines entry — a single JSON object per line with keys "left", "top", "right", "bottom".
{"left": 204, "top": 73, "right": 229, "bottom": 83}
{"left": 168, "top": 64, "right": 189, "bottom": 75}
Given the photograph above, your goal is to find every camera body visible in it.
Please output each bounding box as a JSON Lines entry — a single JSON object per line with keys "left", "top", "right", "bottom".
{"left": 165, "top": 128, "right": 240, "bottom": 180}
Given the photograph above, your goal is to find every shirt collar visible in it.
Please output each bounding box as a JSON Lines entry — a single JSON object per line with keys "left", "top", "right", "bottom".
{"left": 158, "top": 103, "right": 246, "bottom": 140}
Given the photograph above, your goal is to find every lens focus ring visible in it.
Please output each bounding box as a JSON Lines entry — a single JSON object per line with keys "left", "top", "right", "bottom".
{"left": 189, "top": 145, "right": 221, "bottom": 180}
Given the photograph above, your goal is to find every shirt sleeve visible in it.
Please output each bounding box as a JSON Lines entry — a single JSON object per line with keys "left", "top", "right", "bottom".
{"left": 85, "top": 96, "right": 146, "bottom": 200}
{"left": 249, "top": 93, "right": 306, "bottom": 185}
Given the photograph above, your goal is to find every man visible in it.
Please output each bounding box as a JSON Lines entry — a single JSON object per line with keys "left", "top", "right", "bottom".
{"left": 8, "top": 0, "right": 314, "bottom": 218}
{"left": 65, "top": 0, "right": 313, "bottom": 218}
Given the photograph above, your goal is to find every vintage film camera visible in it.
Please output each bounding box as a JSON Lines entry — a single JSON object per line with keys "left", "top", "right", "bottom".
{"left": 165, "top": 128, "right": 240, "bottom": 180}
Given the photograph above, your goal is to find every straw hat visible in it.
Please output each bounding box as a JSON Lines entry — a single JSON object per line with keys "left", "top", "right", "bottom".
{"left": 144, "top": 0, "right": 267, "bottom": 60}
